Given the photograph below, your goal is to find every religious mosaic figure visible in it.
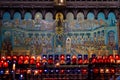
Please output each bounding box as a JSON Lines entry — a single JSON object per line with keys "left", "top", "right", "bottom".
{"left": 55, "top": 13, "right": 64, "bottom": 35}
{"left": 66, "top": 37, "right": 71, "bottom": 53}
{"left": 54, "top": 13, "right": 65, "bottom": 52}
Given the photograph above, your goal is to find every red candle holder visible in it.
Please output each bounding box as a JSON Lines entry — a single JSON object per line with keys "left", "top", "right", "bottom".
{"left": 105, "top": 68, "right": 110, "bottom": 73}
{"left": 72, "top": 55, "right": 77, "bottom": 64}
{"left": 60, "top": 54, "right": 65, "bottom": 64}
{"left": 39, "top": 69, "right": 43, "bottom": 74}
{"left": 1, "top": 56, "right": 6, "bottom": 61}
{"left": 34, "top": 70, "right": 39, "bottom": 75}
{"left": 115, "top": 55, "right": 120, "bottom": 64}
{"left": 30, "top": 56, "right": 35, "bottom": 64}
{"left": 110, "top": 68, "right": 115, "bottom": 73}
{"left": 36, "top": 62, "right": 41, "bottom": 68}
{"left": 0, "top": 61, "right": 2, "bottom": 68}
{"left": 78, "top": 59, "right": 83, "bottom": 64}
{"left": 24, "top": 55, "right": 29, "bottom": 64}
{"left": 19, "top": 55, "right": 24, "bottom": 60}
{"left": 18, "top": 60, "right": 23, "bottom": 64}
{"left": 92, "top": 58, "right": 97, "bottom": 64}
{"left": 31, "top": 56, "right": 35, "bottom": 60}
{"left": 7, "top": 56, "right": 12, "bottom": 61}
{"left": 13, "top": 55, "right": 17, "bottom": 61}
{"left": 3, "top": 62, "right": 8, "bottom": 68}
{"left": 36, "top": 56, "right": 41, "bottom": 62}
{"left": 97, "top": 56, "right": 103, "bottom": 63}
{"left": 83, "top": 59, "right": 89, "bottom": 64}
{"left": 60, "top": 69, "right": 64, "bottom": 74}
{"left": 82, "top": 68, "right": 87, "bottom": 74}
{"left": 100, "top": 68, "right": 104, "bottom": 73}
{"left": 115, "top": 55, "right": 119, "bottom": 60}
{"left": 60, "top": 54, "right": 65, "bottom": 60}
{"left": 30, "top": 60, "right": 35, "bottom": 64}
{"left": 24, "top": 55, "right": 29, "bottom": 60}
{"left": 48, "top": 59, "right": 53, "bottom": 65}
{"left": 93, "top": 68, "right": 99, "bottom": 73}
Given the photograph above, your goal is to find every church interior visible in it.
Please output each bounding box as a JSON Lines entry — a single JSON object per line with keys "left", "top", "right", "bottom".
{"left": 0, "top": 0, "right": 120, "bottom": 80}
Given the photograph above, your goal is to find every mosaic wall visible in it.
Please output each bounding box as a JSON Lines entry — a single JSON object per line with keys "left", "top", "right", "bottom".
{"left": 0, "top": 11, "right": 119, "bottom": 55}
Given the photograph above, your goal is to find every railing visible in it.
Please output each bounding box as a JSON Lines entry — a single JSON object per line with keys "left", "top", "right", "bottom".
{"left": 0, "top": 0, "right": 119, "bottom": 8}
{"left": 0, "top": 0, "right": 119, "bottom": 1}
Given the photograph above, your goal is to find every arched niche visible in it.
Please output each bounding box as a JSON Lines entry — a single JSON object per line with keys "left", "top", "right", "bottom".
{"left": 3, "top": 12, "right": 11, "bottom": 21}
{"left": 66, "top": 12, "right": 74, "bottom": 22}
{"left": 45, "top": 12, "right": 53, "bottom": 22}
{"left": 77, "top": 12, "right": 84, "bottom": 22}
{"left": 35, "top": 12, "right": 43, "bottom": 20}
{"left": 107, "top": 30, "right": 115, "bottom": 43}
{"left": 108, "top": 12, "right": 116, "bottom": 26}
{"left": 24, "top": 12, "right": 32, "bottom": 20}
{"left": 97, "top": 12, "right": 105, "bottom": 21}
{"left": 87, "top": 12, "right": 95, "bottom": 20}
{"left": 13, "top": 12, "right": 21, "bottom": 20}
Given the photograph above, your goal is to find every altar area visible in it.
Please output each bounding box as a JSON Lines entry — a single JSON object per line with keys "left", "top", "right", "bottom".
{"left": 0, "top": 12, "right": 118, "bottom": 57}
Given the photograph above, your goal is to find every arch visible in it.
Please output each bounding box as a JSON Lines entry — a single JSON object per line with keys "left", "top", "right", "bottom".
{"left": 3, "top": 12, "right": 11, "bottom": 21}
{"left": 13, "top": 12, "right": 21, "bottom": 20}
{"left": 107, "top": 30, "right": 115, "bottom": 43}
{"left": 77, "top": 12, "right": 84, "bottom": 22}
{"left": 97, "top": 12, "right": 105, "bottom": 20}
{"left": 87, "top": 12, "right": 95, "bottom": 20}
{"left": 24, "top": 12, "right": 32, "bottom": 20}
{"left": 45, "top": 12, "right": 53, "bottom": 22}
{"left": 108, "top": 12, "right": 116, "bottom": 26}
{"left": 55, "top": 12, "right": 64, "bottom": 20}
{"left": 66, "top": 12, "right": 74, "bottom": 22}
{"left": 101, "top": 30, "right": 104, "bottom": 36}
{"left": 35, "top": 12, "right": 43, "bottom": 20}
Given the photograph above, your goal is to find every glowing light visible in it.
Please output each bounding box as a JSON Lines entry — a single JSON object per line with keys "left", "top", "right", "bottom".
{"left": 19, "top": 55, "right": 24, "bottom": 60}
{"left": 72, "top": 55, "right": 77, "bottom": 59}
{"left": 0, "top": 70, "right": 4, "bottom": 74}
{"left": 36, "top": 62, "right": 40, "bottom": 68}
{"left": 44, "top": 69, "right": 48, "bottom": 73}
{"left": 20, "top": 74, "right": 23, "bottom": 78}
{"left": 13, "top": 64, "right": 16, "bottom": 70}
{"left": 3, "top": 62, "right": 8, "bottom": 68}
{"left": 39, "top": 69, "right": 43, "bottom": 73}
{"left": 55, "top": 62, "right": 60, "bottom": 67}
{"left": 111, "top": 68, "right": 115, "bottom": 73}
{"left": 27, "top": 70, "right": 31, "bottom": 74}
{"left": 60, "top": 69, "right": 64, "bottom": 73}
{"left": 105, "top": 68, "right": 110, "bottom": 73}
{"left": 13, "top": 56, "right": 17, "bottom": 60}
{"left": 5, "top": 70, "right": 9, "bottom": 74}
{"left": 55, "top": 69, "right": 59, "bottom": 73}
{"left": 60, "top": 0, "right": 64, "bottom": 3}
{"left": 82, "top": 69, "right": 87, "bottom": 74}
{"left": 50, "top": 70, "right": 54, "bottom": 73}
{"left": 34, "top": 70, "right": 39, "bottom": 75}
{"left": 31, "top": 56, "right": 35, "bottom": 60}
{"left": 93, "top": 68, "right": 99, "bottom": 73}
{"left": 100, "top": 69, "right": 104, "bottom": 73}
{"left": 1, "top": 56, "right": 6, "bottom": 61}
{"left": 36, "top": 56, "right": 41, "bottom": 62}
{"left": 7, "top": 56, "right": 12, "bottom": 60}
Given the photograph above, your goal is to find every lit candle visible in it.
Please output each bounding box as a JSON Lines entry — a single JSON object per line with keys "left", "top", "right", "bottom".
{"left": 27, "top": 69, "right": 31, "bottom": 74}
{"left": 5, "top": 70, "right": 9, "bottom": 74}
{"left": 34, "top": 70, "right": 39, "bottom": 75}
{"left": 13, "top": 64, "right": 16, "bottom": 71}
{"left": 60, "top": 0, "right": 63, "bottom": 3}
